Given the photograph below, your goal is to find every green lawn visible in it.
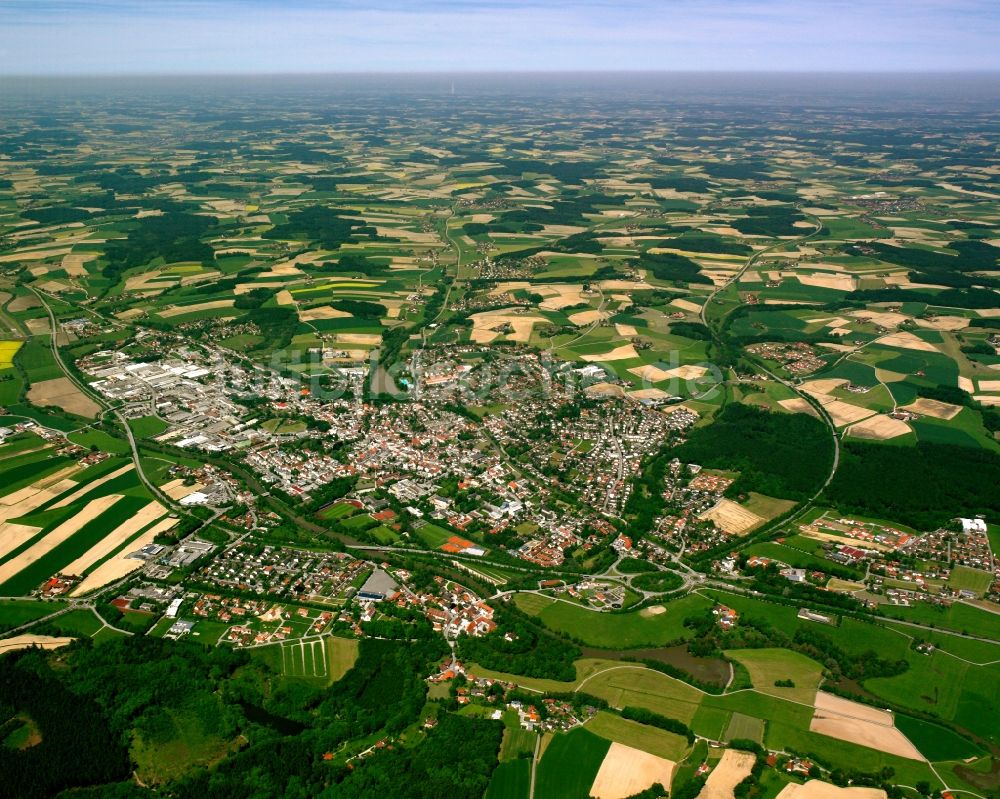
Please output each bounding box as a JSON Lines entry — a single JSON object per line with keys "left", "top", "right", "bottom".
{"left": 128, "top": 415, "right": 170, "bottom": 439}
{"left": 416, "top": 523, "right": 455, "bottom": 549}
{"left": 946, "top": 566, "right": 993, "bottom": 597}
{"left": 724, "top": 712, "right": 766, "bottom": 745}
{"left": 879, "top": 601, "right": 1000, "bottom": 639}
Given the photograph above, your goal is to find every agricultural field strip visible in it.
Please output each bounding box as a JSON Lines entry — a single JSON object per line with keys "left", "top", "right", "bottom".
{"left": 0, "top": 494, "right": 124, "bottom": 584}
{"left": 60, "top": 500, "right": 167, "bottom": 577}
{"left": 49, "top": 463, "right": 135, "bottom": 509}
{"left": 70, "top": 516, "right": 179, "bottom": 597}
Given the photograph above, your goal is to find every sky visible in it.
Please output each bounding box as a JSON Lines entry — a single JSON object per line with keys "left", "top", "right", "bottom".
{"left": 0, "top": 0, "right": 997, "bottom": 75}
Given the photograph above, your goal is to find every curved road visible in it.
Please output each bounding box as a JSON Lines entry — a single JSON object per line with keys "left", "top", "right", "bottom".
{"left": 698, "top": 218, "right": 842, "bottom": 524}
{"left": 30, "top": 287, "right": 181, "bottom": 511}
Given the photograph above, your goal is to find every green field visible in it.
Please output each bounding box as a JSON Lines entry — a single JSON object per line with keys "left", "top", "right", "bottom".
{"left": 278, "top": 635, "right": 358, "bottom": 685}
{"left": 585, "top": 711, "right": 690, "bottom": 760}
{"left": 535, "top": 727, "right": 610, "bottom": 799}
{"left": 317, "top": 501, "right": 359, "bottom": 521}
{"left": 690, "top": 705, "right": 731, "bottom": 741}
{"left": 580, "top": 665, "right": 704, "bottom": 723}
{"left": 726, "top": 649, "right": 824, "bottom": 704}
{"left": 724, "top": 712, "right": 766, "bottom": 744}
{"left": 515, "top": 593, "right": 711, "bottom": 648}
{"left": 128, "top": 415, "right": 170, "bottom": 439}
{"left": 892, "top": 714, "right": 984, "bottom": 761}
{"left": 879, "top": 601, "right": 1000, "bottom": 639}
{"left": 499, "top": 717, "right": 537, "bottom": 762}
{"left": 485, "top": 759, "right": 531, "bottom": 799}
{"left": 0, "top": 598, "right": 68, "bottom": 632}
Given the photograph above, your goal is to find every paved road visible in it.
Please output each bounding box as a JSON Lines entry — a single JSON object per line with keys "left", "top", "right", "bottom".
{"left": 697, "top": 218, "right": 842, "bottom": 534}
{"left": 528, "top": 733, "right": 541, "bottom": 799}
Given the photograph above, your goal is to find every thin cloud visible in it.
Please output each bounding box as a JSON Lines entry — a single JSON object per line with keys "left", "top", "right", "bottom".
{"left": 0, "top": 0, "right": 996, "bottom": 73}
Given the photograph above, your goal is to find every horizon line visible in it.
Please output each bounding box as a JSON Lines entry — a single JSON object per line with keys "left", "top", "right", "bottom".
{"left": 3, "top": 68, "right": 1000, "bottom": 79}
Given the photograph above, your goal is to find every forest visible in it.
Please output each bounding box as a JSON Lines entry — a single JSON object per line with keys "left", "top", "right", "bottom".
{"left": 825, "top": 441, "right": 1000, "bottom": 529}
{"left": 0, "top": 649, "right": 129, "bottom": 798}
{"left": 0, "top": 628, "right": 495, "bottom": 798}
{"left": 456, "top": 603, "right": 581, "bottom": 680}
{"left": 263, "top": 205, "right": 377, "bottom": 249}
{"left": 672, "top": 404, "right": 833, "bottom": 500}
{"left": 103, "top": 212, "right": 216, "bottom": 283}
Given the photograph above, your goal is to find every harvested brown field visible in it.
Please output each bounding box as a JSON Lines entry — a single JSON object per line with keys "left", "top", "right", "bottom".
{"left": 299, "top": 306, "right": 352, "bottom": 322}
{"left": 26, "top": 377, "right": 100, "bottom": 418}
{"left": 776, "top": 781, "right": 886, "bottom": 799}
{"left": 914, "top": 316, "right": 970, "bottom": 331}
{"left": 470, "top": 308, "right": 545, "bottom": 343}
{"left": 697, "top": 750, "right": 757, "bottom": 799}
{"left": 335, "top": 333, "right": 382, "bottom": 346}
{"left": 0, "top": 635, "right": 75, "bottom": 654}
{"left": 590, "top": 742, "right": 675, "bottom": 799}
{"left": 158, "top": 299, "right": 234, "bottom": 318}
{"left": 849, "top": 310, "right": 909, "bottom": 328}
{"left": 627, "top": 388, "right": 672, "bottom": 401}
{"left": 7, "top": 295, "right": 41, "bottom": 312}
{"left": 585, "top": 383, "right": 626, "bottom": 398}
{"left": 615, "top": 323, "right": 638, "bottom": 337}
{"left": 61, "top": 500, "right": 167, "bottom": 578}
{"left": 800, "top": 529, "right": 896, "bottom": 552}
{"left": 877, "top": 332, "right": 939, "bottom": 353}
{"left": 670, "top": 299, "right": 703, "bottom": 314}
{"left": 900, "top": 398, "right": 963, "bottom": 420}
{"left": 0, "top": 494, "right": 124, "bottom": 584}
{"left": 663, "top": 364, "right": 710, "bottom": 380}
{"left": 700, "top": 499, "right": 763, "bottom": 535}
{"left": 801, "top": 378, "right": 849, "bottom": 395}
{"left": 537, "top": 285, "right": 589, "bottom": 310}
{"left": 778, "top": 398, "right": 819, "bottom": 417}
{"left": 580, "top": 344, "right": 639, "bottom": 362}
{"left": 820, "top": 399, "right": 876, "bottom": 427}
{"left": 809, "top": 692, "right": 923, "bottom": 760}
{"left": 0, "top": 522, "right": 42, "bottom": 561}
{"left": 847, "top": 415, "right": 912, "bottom": 440}
{"left": 629, "top": 364, "right": 674, "bottom": 383}
{"left": 798, "top": 273, "right": 856, "bottom": 292}
{"left": 61, "top": 252, "right": 94, "bottom": 276}
{"left": 161, "top": 478, "right": 205, "bottom": 501}
{"left": 568, "top": 309, "right": 609, "bottom": 326}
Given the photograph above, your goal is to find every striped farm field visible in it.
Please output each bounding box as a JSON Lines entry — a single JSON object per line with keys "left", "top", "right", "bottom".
{"left": 0, "top": 494, "right": 150, "bottom": 595}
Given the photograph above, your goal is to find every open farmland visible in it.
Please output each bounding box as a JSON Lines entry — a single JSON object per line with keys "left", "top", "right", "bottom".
{"left": 0, "top": 69, "right": 998, "bottom": 799}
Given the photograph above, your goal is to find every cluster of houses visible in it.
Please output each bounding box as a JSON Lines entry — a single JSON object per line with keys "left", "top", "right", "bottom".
{"left": 195, "top": 541, "right": 369, "bottom": 602}
{"left": 745, "top": 341, "right": 827, "bottom": 374}
{"left": 908, "top": 523, "right": 994, "bottom": 573}
{"left": 393, "top": 576, "right": 497, "bottom": 638}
